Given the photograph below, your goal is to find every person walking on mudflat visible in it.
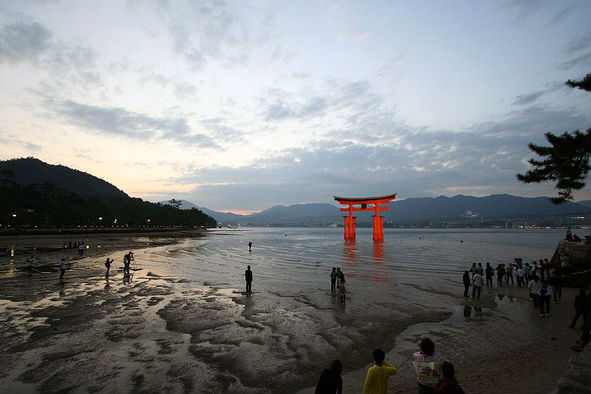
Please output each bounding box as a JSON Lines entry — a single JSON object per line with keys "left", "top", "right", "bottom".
{"left": 123, "top": 251, "right": 134, "bottom": 273}
{"left": 331, "top": 267, "right": 338, "bottom": 293}
{"left": 472, "top": 272, "right": 483, "bottom": 298}
{"left": 104, "top": 258, "right": 112, "bottom": 277}
{"left": 485, "top": 262, "right": 494, "bottom": 286}
{"left": 363, "top": 348, "right": 397, "bottom": 394}
{"left": 245, "top": 265, "right": 253, "bottom": 293}
{"left": 462, "top": 271, "right": 470, "bottom": 297}
{"left": 59, "top": 258, "right": 67, "bottom": 280}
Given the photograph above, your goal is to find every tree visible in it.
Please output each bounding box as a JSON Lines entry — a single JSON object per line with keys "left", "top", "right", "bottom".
{"left": 167, "top": 198, "right": 182, "bottom": 209}
{"left": 517, "top": 74, "right": 591, "bottom": 204}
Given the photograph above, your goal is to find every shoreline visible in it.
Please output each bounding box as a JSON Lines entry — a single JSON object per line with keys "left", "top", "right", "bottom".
{"left": 296, "top": 284, "right": 583, "bottom": 394}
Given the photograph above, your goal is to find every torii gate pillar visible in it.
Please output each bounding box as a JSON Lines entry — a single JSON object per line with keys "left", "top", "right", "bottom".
{"left": 343, "top": 215, "right": 356, "bottom": 240}
{"left": 372, "top": 215, "right": 384, "bottom": 241}
{"left": 334, "top": 194, "right": 396, "bottom": 242}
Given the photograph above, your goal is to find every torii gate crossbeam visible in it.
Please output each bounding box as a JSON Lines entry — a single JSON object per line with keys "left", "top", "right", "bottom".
{"left": 334, "top": 194, "right": 396, "bottom": 241}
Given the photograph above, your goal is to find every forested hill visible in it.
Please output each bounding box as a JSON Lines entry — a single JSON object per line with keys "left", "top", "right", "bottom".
{"left": 0, "top": 157, "right": 128, "bottom": 200}
{"left": 0, "top": 157, "right": 216, "bottom": 229}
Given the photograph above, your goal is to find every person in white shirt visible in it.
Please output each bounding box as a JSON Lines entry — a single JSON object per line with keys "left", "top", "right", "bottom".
{"left": 472, "top": 273, "right": 483, "bottom": 298}
{"left": 528, "top": 276, "right": 542, "bottom": 308}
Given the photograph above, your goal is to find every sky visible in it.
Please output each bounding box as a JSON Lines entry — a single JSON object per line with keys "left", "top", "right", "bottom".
{"left": 0, "top": 0, "right": 589, "bottom": 214}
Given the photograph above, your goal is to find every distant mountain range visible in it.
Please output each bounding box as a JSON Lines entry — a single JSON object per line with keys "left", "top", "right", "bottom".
{"left": 1, "top": 157, "right": 588, "bottom": 229}
{"left": 162, "top": 195, "right": 590, "bottom": 227}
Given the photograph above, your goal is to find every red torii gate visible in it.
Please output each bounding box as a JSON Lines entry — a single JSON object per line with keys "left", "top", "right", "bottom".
{"left": 334, "top": 194, "right": 396, "bottom": 241}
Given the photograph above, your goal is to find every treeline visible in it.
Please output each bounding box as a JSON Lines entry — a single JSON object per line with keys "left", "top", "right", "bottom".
{"left": 0, "top": 180, "right": 216, "bottom": 228}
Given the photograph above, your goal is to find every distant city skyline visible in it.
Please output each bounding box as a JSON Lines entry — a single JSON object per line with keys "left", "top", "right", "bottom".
{"left": 0, "top": 1, "right": 589, "bottom": 214}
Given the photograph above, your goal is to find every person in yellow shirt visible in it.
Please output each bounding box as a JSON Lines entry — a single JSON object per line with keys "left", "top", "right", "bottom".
{"left": 363, "top": 348, "right": 398, "bottom": 394}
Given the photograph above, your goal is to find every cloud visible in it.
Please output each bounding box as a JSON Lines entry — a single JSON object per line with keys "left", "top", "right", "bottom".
{"left": 501, "top": 0, "right": 547, "bottom": 21}
{"left": 511, "top": 82, "right": 562, "bottom": 106}
{"left": 512, "top": 91, "right": 545, "bottom": 106}
{"left": 0, "top": 21, "right": 52, "bottom": 62}
{"left": 52, "top": 100, "right": 220, "bottom": 148}
{"left": 0, "top": 134, "right": 42, "bottom": 152}
{"left": 556, "top": 32, "right": 590, "bottom": 71}
{"left": 546, "top": 5, "right": 576, "bottom": 26}
{"left": 155, "top": 1, "right": 252, "bottom": 69}
{"left": 262, "top": 80, "right": 379, "bottom": 124}
{"left": 563, "top": 36, "right": 589, "bottom": 55}
{"left": 557, "top": 53, "right": 590, "bottom": 71}
{"left": 0, "top": 19, "right": 101, "bottom": 92}
{"left": 168, "top": 102, "right": 590, "bottom": 210}
{"left": 200, "top": 118, "right": 245, "bottom": 142}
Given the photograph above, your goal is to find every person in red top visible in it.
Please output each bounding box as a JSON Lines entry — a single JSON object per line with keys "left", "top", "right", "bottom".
{"left": 434, "top": 362, "right": 464, "bottom": 394}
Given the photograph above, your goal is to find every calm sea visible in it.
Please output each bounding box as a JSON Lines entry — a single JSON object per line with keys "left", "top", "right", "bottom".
{"left": 151, "top": 227, "right": 565, "bottom": 297}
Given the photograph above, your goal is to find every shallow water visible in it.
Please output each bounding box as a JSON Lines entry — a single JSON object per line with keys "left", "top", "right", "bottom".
{"left": 146, "top": 227, "right": 563, "bottom": 290}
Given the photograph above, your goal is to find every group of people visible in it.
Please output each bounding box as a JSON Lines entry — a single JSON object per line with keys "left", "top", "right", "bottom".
{"left": 62, "top": 240, "right": 87, "bottom": 255}
{"left": 330, "top": 267, "right": 347, "bottom": 303}
{"left": 462, "top": 258, "right": 557, "bottom": 300}
{"left": 57, "top": 250, "right": 135, "bottom": 284}
{"left": 315, "top": 337, "right": 464, "bottom": 394}
{"left": 460, "top": 256, "right": 591, "bottom": 351}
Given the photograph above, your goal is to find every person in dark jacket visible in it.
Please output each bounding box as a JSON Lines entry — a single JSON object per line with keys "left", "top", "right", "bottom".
{"left": 245, "top": 265, "right": 253, "bottom": 293}
{"left": 462, "top": 271, "right": 470, "bottom": 297}
{"left": 315, "top": 359, "right": 343, "bottom": 394}
{"left": 570, "top": 289, "right": 587, "bottom": 329}
{"left": 434, "top": 362, "right": 464, "bottom": 394}
{"left": 485, "top": 263, "right": 494, "bottom": 286}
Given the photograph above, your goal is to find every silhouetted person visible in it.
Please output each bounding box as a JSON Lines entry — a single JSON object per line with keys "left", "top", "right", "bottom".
{"left": 462, "top": 271, "right": 470, "bottom": 297}
{"left": 548, "top": 272, "right": 562, "bottom": 303}
{"left": 105, "top": 257, "right": 112, "bottom": 277}
{"left": 315, "top": 359, "right": 343, "bottom": 394}
{"left": 331, "top": 267, "right": 338, "bottom": 293}
{"left": 337, "top": 267, "right": 345, "bottom": 283}
{"left": 59, "top": 258, "right": 67, "bottom": 279}
{"left": 245, "top": 265, "right": 253, "bottom": 293}
{"left": 485, "top": 263, "right": 494, "bottom": 286}
{"left": 570, "top": 290, "right": 587, "bottom": 329}
{"left": 123, "top": 251, "right": 134, "bottom": 273}
{"left": 248, "top": 241, "right": 252, "bottom": 252}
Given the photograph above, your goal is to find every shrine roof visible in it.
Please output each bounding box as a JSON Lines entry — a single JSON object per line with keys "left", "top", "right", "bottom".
{"left": 333, "top": 193, "right": 396, "bottom": 203}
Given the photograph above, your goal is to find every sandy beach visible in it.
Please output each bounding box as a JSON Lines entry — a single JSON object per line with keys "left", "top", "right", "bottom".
{"left": 0, "top": 232, "right": 587, "bottom": 394}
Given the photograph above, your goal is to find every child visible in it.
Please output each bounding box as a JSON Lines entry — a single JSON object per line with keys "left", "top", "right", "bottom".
{"left": 413, "top": 338, "right": 441, "bottom": 394}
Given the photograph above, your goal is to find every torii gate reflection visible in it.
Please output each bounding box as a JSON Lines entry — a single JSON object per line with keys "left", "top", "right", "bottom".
{"left": 334, "top": 194, "right": 396, "bottom": 241}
